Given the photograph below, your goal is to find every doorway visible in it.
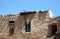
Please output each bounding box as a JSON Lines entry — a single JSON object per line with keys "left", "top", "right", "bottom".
{"left": 51, "top": 24, "right": 57, "bottom": 35}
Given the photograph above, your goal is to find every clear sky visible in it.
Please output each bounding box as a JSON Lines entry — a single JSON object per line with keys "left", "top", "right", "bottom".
{"left": 0, "top": 0, "right": 60, "bottom": 16}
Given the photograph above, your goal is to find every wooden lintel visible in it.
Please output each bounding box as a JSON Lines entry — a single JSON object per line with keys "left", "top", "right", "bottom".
{"left": 20, "top": 11, "right": 36, "bottom": 15}
{"left": 39, "top": 10, "right": 48, "bottom": 13}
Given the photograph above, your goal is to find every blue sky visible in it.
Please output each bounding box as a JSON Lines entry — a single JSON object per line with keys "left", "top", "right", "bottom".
{"left": 0, "top": 0, "right": 60, "bottom": 16}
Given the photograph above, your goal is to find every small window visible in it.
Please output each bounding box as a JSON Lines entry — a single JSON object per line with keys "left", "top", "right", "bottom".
{"left": 25, "top": 22, "right": 31, "bottom": 32}
{"left": 9, "top": 21, "right": 14, "bottom": 36}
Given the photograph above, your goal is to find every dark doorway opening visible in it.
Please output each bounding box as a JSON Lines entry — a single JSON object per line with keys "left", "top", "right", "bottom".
{"left": 51, "top": 24, "right": 57, "bottom": 35}
{"left": 9, "top": 21, "right": 14, "bottom": 36}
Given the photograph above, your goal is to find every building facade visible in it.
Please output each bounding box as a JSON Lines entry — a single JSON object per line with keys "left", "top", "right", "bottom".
{"left": 0, "top": 10, "right": 60, "bottom": 39}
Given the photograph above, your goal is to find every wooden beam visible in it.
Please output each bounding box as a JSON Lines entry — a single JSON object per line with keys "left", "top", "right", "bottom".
{"left": 20, "top": 11, "right": 36, "bottom": 15}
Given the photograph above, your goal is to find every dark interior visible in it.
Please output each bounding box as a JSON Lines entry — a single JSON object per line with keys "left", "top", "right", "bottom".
{"left": 52, "top": 24, "right": 57, "bottom": 35}
{"left": 9, "top": 21, "right": 14, "bottom": 23}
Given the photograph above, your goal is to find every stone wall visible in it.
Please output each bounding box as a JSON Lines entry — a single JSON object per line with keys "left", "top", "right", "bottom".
{"left": 0, "top": 14, "right": 19, "bottom": 39}
{"left": 0, "top": 10, "right": 55, "bottom": 39}
{"left": 13, "top": 10, "right": 52, "bottom": 39}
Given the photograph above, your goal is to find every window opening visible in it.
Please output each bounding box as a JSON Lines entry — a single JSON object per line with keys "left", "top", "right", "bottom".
{"left": 9, "top": 21, "right": 14, "bottom": 36}
{"left": 25, "top": 22, "right": 31, "bottom": 32}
